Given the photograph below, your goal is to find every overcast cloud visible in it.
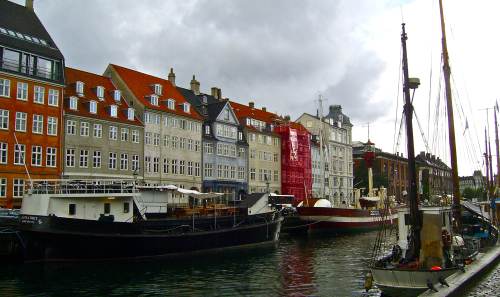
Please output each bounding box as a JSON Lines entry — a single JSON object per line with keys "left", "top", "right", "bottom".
{"left": 20, "top": 0, "right": 500, "bottom": 175}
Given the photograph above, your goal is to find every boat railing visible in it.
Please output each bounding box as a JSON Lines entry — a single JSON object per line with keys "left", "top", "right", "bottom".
{"left": 27, "top": 179, "right": 138, "bottom": 195}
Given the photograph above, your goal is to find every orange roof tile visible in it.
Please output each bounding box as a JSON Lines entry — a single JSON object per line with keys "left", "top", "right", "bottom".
{"left": 64, "top": 67, "right": 143, "bottom": 126}
{"left": 109, "top": 64, "right": 203, "bottom": 121}
{"left": 230, "top": 101, "right": 281, "bottom": 125}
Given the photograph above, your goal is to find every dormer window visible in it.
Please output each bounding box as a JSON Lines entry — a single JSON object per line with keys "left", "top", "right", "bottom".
{"left": 127, "top": 108, "right": 135, "bottom": 121}
{"left": 202, "top": 96, "right": 208, "bottom": 104}
{"left": 205, "top": 125, "right": 210, "bottom": 135}
{"left": 89, "top": 100, "right": 97, "bottom": 114}
{"left": 246, "top": 118, "right": 251, "bottom": 126}
{"left": 153, "top": 84, "right": 162, "bottom": 95}
{"left": 238, "top": 132, "right": 243, "bottom": 141}
{"left": 96, "top": 86, "right": 104, "bottom": 100}
{"left": 223, "top": 109, "right": 230, "bottom": 121}
{"left": 149, "top": 95, "right": 159, "bottom": 106}
{"left": 76, "top": 81, "right": 84, "bottom": 95}
{"left": 69, "top": 96, "right": 78, "bottom": 110}
{"left": 110, "top": 105, "right": 118, "bottom": 117}
{"left": 113, "top": 90, "right": 121, "bottom": 102}
{"left": 183, "top": 103, "right": 190, "bottom": 113}
{"left": 167, "top": 99, "right": 175, "bottom": 110}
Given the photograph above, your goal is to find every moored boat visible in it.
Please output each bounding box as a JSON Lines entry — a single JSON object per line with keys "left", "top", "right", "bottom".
{"left": 16, "top": 179, "right": 282, "bottom": 262}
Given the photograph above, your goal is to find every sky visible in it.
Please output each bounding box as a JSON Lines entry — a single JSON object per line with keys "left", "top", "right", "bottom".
{"left": 17, "top": 0, "right": 500, "bottom": 176}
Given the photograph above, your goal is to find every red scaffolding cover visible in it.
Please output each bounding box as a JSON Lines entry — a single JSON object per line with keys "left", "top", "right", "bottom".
{"left": 274, "top": 122, "right": 312, "bottom": 204}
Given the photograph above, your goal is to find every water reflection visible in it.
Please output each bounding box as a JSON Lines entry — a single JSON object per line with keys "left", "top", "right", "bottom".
{"left": 0, "top": 232, "right": 385, "bottom": 297}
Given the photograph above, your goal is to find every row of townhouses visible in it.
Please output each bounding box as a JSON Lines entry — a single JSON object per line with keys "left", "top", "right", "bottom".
{"left": 0, "top": 0, "right": 354, "bottom": 208}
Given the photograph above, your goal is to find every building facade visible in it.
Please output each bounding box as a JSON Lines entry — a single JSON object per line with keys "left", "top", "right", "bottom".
{"left": 230, "top": 101, "right": 281, "bottom": 194}
{"left": 0, "top": 1, "right": 65, "bottom": 208}
{"left": 416, "top": 151, "right": 453, "bottom": 199}
{"left": 63, "top": 67, "right": 143, "bottom": 180}
{"left": 297, "top": 105, "right": 354, "bottom": 204}
{"left": 178, "top": 80, "right": 248, "bottom": 200}
{"left": 105, "top": 65, "right": 203, "bottom": 190}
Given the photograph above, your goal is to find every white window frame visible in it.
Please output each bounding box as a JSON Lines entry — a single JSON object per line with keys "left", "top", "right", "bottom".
{"left": 110, "top": 105, "right": 118, "bottom": 117}
{"left": 109, "top": 126, "right": 118, "bottom": 140}
{"left": 16, "top": 82, "right": 28, "bottom": 101}
{"left": 15, "top": 112, "right": 27, "bottom": 132}
{"left": 32, "top": 114, "right": 43, "bottom": 134}
{"left": 14, "top": 144, "right": 25, "bottom": 165}
{"left": 0, "top": 142, "right": 7, "bottom": 164}
{"left": 167, "top": 99, "right": 175, "bottom": 110}
{"left": 89, "top": 100, "right": 97, "bottom": 114}
{"left": 47, "top": 116, "right": 57, "bottom": 136}
{"left": 31, "top": 145, "right": 42, "bottom": 166}
{"left": 80, "top": 121, "right": 89, "bottom": 137}
{"left": 113, "top": 90, "right": 121, "bottom": 101}
{"left": 69, "top": 96, "right": 78, "bottom": 110}
{"left": 0, "top": 109, "right": 9, "bottom": 130}
{"left": 46, "top": 147, "right": 57, "bottom": 167}
{"left": 33, "top": 85, "right": 45, "bottom": 104}
{"left": 153, "top": 84, "right": 162, "bottom": 95}
{"left": 121, "top": 128, "right": 129, "bottom": 142}
{"left": 65, "top": 148, "right": 75, "bottom": 167}
{"left": 93, "top": 151, "right": 101, "bottom": 168}
{"left": 96, "top": 86, "right": 105, "bottom": 99}
{"left": 48, "top": 89, "right": 59, "bottom": 106}
{"left": 79, "top": 149, "right": 89, "bottom": 168}
{"left": 76, "top": 81, "right": 84, "bottom": 94}
{"left": 132, "top": 130, "right": 139, "bottom": 143}
{"left": 0, "top": 78, "right": 10, "bottom": 98}
{"left": 183, "top": 103, "right": 190, "bottom": 113}
{"left": 66, "top": 120, "right": 76, "bottom": 135}
{"left": 127, "top": 108, "right": 134, "bottom": 121}
{"left": 13, "top": 179, "right": 25, "bottom": 198}
{"left": 0, "top": 178, "right": 6, "bottom": 197}
{"left": 93, "top": 123, "right": 102, "bottom": 138}
{"left": 108, "top": 152, "right": 117, "bottom": 170}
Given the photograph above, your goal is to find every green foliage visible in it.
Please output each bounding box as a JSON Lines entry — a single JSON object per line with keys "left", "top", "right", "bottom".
{"left": 461, "top": 187, "right": 485, "bottom": 200}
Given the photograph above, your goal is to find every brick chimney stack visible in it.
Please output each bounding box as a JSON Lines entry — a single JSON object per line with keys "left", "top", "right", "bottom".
{"left": 190, "top": 75, "right": 200, "bottom": 95}
{"left": 262, "top": 107, "right": 267, "bottom": 112}
{"left": 211, "top": 87, "right": 221, "bottom": 100}
{"left": 26, "top": 0, "right": 34, "bottom": 10}
{"left": 249, "top": 102, "right": 255, "bottom": 108}
{"left": 168, "top": 68, "right": 175, "bottom": 86}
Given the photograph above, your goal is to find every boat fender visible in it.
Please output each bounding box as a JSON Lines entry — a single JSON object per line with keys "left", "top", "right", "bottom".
{"left": 438, "top": 276, "right": 449, "bottom": 287}
{"left": 426, "top": 280, "right": 438, "bottom": 292}
{"left": 364, "top": 272, "right": 373, "bottom": 292}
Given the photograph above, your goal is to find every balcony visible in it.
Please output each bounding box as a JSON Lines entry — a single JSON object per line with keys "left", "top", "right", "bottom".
{"left": 0, "top": 57, "right": 63, "bottom": 83}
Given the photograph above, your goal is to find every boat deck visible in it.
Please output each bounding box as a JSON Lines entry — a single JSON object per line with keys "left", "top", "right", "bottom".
{"left": 419, "top": 244, "right": 500, "bottom": 297}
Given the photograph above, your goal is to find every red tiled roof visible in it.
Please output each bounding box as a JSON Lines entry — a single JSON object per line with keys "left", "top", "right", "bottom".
{"left": 64, "top": 67, "right": 143, "bottom": 126}
{"left": 109, "top": 64, "right": 203, "bottom": 121}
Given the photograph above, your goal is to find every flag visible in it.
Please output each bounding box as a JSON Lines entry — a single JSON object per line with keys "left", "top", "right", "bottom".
{"left": 463, "top": 118, "right": 469, "bottom": 135}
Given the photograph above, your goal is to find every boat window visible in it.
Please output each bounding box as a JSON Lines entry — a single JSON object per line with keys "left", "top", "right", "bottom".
{"left": 124, "top": 202, "right": 130, "bottom": 213}
{"left": 104, "top": 203, "right": 111, "bottom": 214}
{"left": 69, "top": 204, "right": 76, "bottom": 215}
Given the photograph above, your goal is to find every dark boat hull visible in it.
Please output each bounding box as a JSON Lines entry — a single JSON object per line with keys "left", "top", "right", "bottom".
{"left": 296, "top": 206, "right": 398, "bottom": 234}
{"left": 17, "top": 214, "right": 283, "bottom": 262}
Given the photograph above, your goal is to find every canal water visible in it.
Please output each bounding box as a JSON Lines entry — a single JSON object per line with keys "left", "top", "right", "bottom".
{"left": 0, "top": 231, "right": 496, "bottom": 297}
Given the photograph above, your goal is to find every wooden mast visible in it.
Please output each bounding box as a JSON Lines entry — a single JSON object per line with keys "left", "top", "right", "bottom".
{"left": 488, "top": 132, "right": 494, "bottom": 196}
{"left": 495, "top": 107, "right": 500, "bottom": 189}
{"left": 485, "top": 128, "right": 491, "bottom": 196}
{"left": 438, "top": 0, "right": 462, "bottom": 230}
{"left": 401, "top": 23, "right": 421, "bottom": 260}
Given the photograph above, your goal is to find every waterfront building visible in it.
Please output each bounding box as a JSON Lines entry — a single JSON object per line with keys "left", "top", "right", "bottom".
{"left": 177, "top": 79, "right": 248, "bottom": 200}
{"left": 415, "top": 151, "right": 453, "bottom": 199}
{"left": 63, "top": 67, "right": 143, "bottom": 180}
{"left": 310, "top": 137, "right": 322, "bottom": 197}
{"left": 230, "top": 101, "right": 281, "bottom": 194}
{"left": 0, "top": 0, "right": 65, "bottom": 208}
{"left": 353, "top": 142, "right": 408, "bottom": 202}
{"left": 297, "top": 105, "right": 354, "bottom": 204}
{"left": 274, "top": 119, "right": 312, "bottom": 202}
{"left": 459, "top": 170, "right": 486, "bottom": 192}
{"left": 104, "top": 65, "right": 203, "bottom": 190}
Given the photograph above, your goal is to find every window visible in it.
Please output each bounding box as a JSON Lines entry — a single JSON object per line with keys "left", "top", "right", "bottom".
{"left": 124, "top": 202, "right": 130, "bottom": 213}
{"left": 153, "top": 133, "right": 160, "bottom": 146}
{"left": 179, "top": 137, "right": 186, "bottom": 149}
{"left": 187, "top": 161, "right": 193, "bottom": 176}
{"left": 0, "top": 143, "right": 7, "bottom": 164}
{"left": 14, "top": 144, "right": 25, "bottom": 165}
{"left": 195, "top": 162, "right": 201, "bottom": 177}
{"left": 238, "top": 132, "right": 243, "bottom": 141}
{"left": 187, "top": 139, "right": 193, "bottom": 151}
{"left": 132, "top": 155, "right": 139, "bottom": 171}
{"left": 204, "top": 143, "right": 214, "bottom": 154}
{"left": 0, "top": 79, "right": 10, "bottom": 97}
{"left": 93, "top": 151, "right": 101, "bottom": 168}
{"left": 144, "top": 156, "right": 151, "bottom": 173}
{"left": 179, "top": 160, "right": 185, "bottom": 175}
{"left": 120, "top": 153, "right": 128, "bottom": 170}
{"left": 0, "top": 178, "right": 6, "bottom": 197}
{"left": 238, "top": 148, "right": 245, "bottom": 158}
{"left": 113, "top": 90, "right": 121, "bottom": 101}
{"left": 46, "top": 147, "right": 56, "bottom": 167}
{"left": 96, "top": 86, "right": 104, "bottom": 99}
{"left": 110, "top": 105, "right": 118, "bottom": 117}
{"left": 163, "top": 135, "right": 170, "bottom": 147}
{"left": 48, "top": 89, "right": 59, "bottom": 106}
{"left": 132, "top": 130, "right": 139, "bottom": 143}
{"left": 15, "top": 112, "right": 27, "bottom": 132}
{"left": 163, "top": 158, "right": 169, "bottom": 174}
{"left": 127, "top": 108, "right": 134, "bottom": 120}
{"left": 145, "top": 132, "right": 151, "bottom": 145}
{"left": 33, "top": 86, "right": 44, "bottom": 104}
{"left": 79, "top": 149, "right": 89, "bottom": 168}
{"left": 144, "top": 112, "right": 151, "bottom": 123}
{"left": 89, "top": 101, "right": 97, "bottom": 114}
{"left": 108, "top": 152, "right": 117, "bottom": 169}
{"left": 250, "top": 168, "right": 256, "bottom": 181}
{"left": 153, "top": 157, "right": 159, "bottom": 173}
{"left": 65, "top": 148, "right": 75, "bottom": 167}
{"left": 167, "top": 99, "right": 175, "bottom": 110}
{"left": 47, "top": 116, "right": 57, "bottom": 135}
{"left": 230, "top": 166, "right": 236, "bottom": 179}
{"left": 171, "top": 159, "right": 178, "bottom": 174}
{"left": 17, "top": 82, "right": 28, "bottom": 100}
{"left": 0, "top": 109, "right": 8, "bottom": 130}
{"left": 218, "top": 164, "right": 224, "bottom": 178}
{"left": 204, "top": 163, "right": 213, "bottom": 178}
{"left": 183, "top": 103, "right": 190, "bottom": 113}
{"left": 149, "top": 95, "right": 159, "bottom": 106}
{"left": 13, "top": 179, "right": 24, "bottom": 198}
{"left": 80, "top": 122, "right": 89, "bottom": 136}
{"left": 69, "top": 204, "right": 76, "bottom": 215}
{"left": 153, "top": 84, "right": 162, "bottom": 95}
{"left": 69, "top": 96, "right": 78, "bottom": 110}
{"left": 238, "top": 167, "right": 245, "bottom": 180}
{"left": 76, "top": 81, "right": 84, "bottom": 94}
{"left": 66, "top": 120, "right": 76, "bottom": 135}
{"left": 195, "top": 140, "right": 200, "bottom": 152}
{"left": 121, "top": 128, "right": 129, "bottom": 141}
{"left": 93, "top": 123, "right": 102, "bottom": 138}
{"left": 223, "top": 109, "right": 230, "bottom": 121}
{"left": 171, "top": 136, "right": 178, "bottom": 149}
{"left": 109, "top": 126, "right": 118, "bottom": 140}
{"left": 274, "top": 170, "right": 279, "bottom": 182}
{"left": 31, "top": 145, "right": 42, "bottom": 166}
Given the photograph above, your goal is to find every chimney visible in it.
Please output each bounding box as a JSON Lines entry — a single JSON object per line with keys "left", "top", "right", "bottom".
{"left": 26, "top": 0, "right": 34, "bottom": 10}
{"left": 168, "top": 68, "right": 176, "bottom": 86}
{"left": 249, "top": 102, "right": 255, "bottom": 108}
{"left": 211, "top": 87, "right": 221, "bottom": 100}
{"left": 190, "top": 75, "right": 200, "bottom": 95}
{"left": 284, "top": 115, "right": 291, "bottom": 122}
{"left": 426, "top": 153, "right": 431, "bottom": 159}
{"left": 262, "top": 107, "right": 267, "bottom": 112}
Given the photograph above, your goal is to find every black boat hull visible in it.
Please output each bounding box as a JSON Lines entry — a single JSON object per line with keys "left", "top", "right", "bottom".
{"left": 18, "top": 214, "right": 283, "bottom": 262}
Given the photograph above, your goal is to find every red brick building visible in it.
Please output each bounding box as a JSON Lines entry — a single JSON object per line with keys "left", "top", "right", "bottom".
{"left": 0, "top": 1, "right": 65, "bottom": 208}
